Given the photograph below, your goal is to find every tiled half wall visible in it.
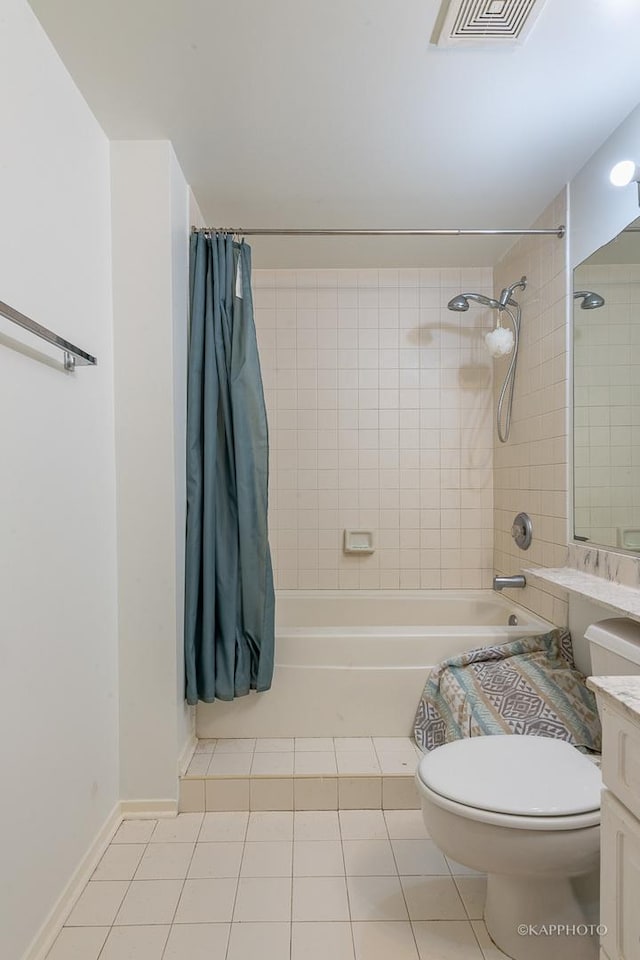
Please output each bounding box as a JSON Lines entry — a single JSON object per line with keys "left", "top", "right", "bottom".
{"left": 253, "top": 268, "right": 495, "bottom": 590}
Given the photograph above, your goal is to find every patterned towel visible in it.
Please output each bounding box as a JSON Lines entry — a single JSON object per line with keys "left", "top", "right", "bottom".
{"left": 414, "top": 629, "right": 602, "bottom": 754}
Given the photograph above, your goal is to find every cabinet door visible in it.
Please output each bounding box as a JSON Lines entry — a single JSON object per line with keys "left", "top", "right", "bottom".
{"left": 601, "top": 790, "right": 640, "bottom": 960}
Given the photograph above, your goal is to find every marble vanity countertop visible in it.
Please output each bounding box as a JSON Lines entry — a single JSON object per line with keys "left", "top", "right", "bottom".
{"left": 523, "top": 566, "right": 640, "bottom": 622}
{"left": 587, "top": 676, "right": 640, "bottom": 725}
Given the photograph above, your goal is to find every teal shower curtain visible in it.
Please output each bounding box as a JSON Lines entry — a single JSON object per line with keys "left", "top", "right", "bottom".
{"left": 184, "top": 231, "right": 275, "bottom": 703}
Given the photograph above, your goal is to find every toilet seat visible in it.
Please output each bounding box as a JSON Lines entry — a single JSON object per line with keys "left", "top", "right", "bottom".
{"left": 416, "top": 735, "right": 601, "bottom": 826}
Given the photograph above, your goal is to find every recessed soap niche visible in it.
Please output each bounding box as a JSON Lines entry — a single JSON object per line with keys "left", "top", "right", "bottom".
{"left": 343, "top": 529, "right": 375, "bottom": 554}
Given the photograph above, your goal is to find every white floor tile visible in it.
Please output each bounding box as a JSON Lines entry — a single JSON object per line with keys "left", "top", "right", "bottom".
{"left": 446, "top": 856, "right": 484, "bottom": 877}
{"left": 455, "top": 877, "right": 487, "bottom": 919}
{"left": 352, "top": 921, "right": 419, "bottom": 960}
{"left": 194, "top": 739, "right": 217, "bottom": 754}
{"left": 294, "top": 810, "right": 340, "bottom": 841}
{"left": 291, "top": 921, "right": 354, "bottom": 960}
{"left": 254, "top": 738, "right": 295, "bottom": 753}
{"left": 65, "top": 881, "right": 129, "bottom": 926}
{"left": 400, "top": 876, "right": 467, "bottom": 920}
{"left": 135, "top": 842, "right": 194, "bottom": 880}
{"left": 215, "top": 738, "right": 256, "bottom": 753}
{"left": 233, "top": 877, "right": 292, "bottom": 922}
{"left": 227, "top": 922, "right": 291, "bottom": 960}
{"left": 339, "top": 810, "right": 387, "bottom": 840}
{"left": 114, "top": 879, "right": 183, "bottom": 925}
{"left": 292, "top": 876, "right": 350, "bottom": 921}
{"left": 336, "top": 752, "right": 381, "bottom": 775}
{"left": 343, "top": 839, "right": 397, "bottom": 876}
{"left": 293, "top": 840, "right": 344, "bottom": 876}
{"left": 373, "top": 738, "right": 416, "bottom": 753}
{"left": 334, "top": 737, "right": 375, "bottom": 753}
{"left": 45, "top": 927, "right": 109, "bottom": 960}
{"left": 92, "top": 844, "right": 145, "bottom": 881}
{"left": 186, "top": 754, "right": 212, "bottom": 776}
{"left": 295, "top": 737, "right": 334, "bottom": 751}
{"left": 150, "top": 813, "right": 203, "bottom": 844}
{"left": 377, "top": 753, "right": 419, "bottom": 775}
{"left": 241, "top": 840, "right": 293, "bottom": 877}
{"left": 208, "top": 753, "right": 253, "bottom": 776}
{"left": 99, "top": 925, "right": 170, "bottom": 960}
{"left": 384, "top": 810, "right": 428, "bottom": 840}
{"left": 294, "top": 751, "right": 338, "bottom": 775}
{"left": 392, "top": 839, "right": 449, "bottom": 875}
{"left": 174, "top": 878, "right": 237, "bottom": 923}
{"left": 250, "top": 752, "right": 295, "bottom": 775}
{"left": 471, "top": 920, "right": 511, "bottom": 959}
{"left": 346, "top": 876, "right": 409, "bottom": 921}
{"left": 412, "top": 920, "right": 484, "bottom": 959}
{"left": 247, "top": 811, "right": 294, "bottom": 841}
{"left": 112, "top": 820, "right": 157, "bottom": 844}
{"left": 199, "top": 811, "right": 248, "bottom": 842}
{"left": 163, "top": 923, "right": 229, "bottom": 960}
{"left": 188, "top": 842, "right": 243, "bottom": 879}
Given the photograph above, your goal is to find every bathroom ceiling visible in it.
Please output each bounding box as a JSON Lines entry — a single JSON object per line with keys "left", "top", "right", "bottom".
{"left": 28, "top": 0, "right": 640, "bottom": 268}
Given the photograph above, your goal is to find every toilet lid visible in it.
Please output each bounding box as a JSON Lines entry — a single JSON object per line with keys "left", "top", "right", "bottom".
{"left": 417, "top": 735, "right": 601, "bottom": 817}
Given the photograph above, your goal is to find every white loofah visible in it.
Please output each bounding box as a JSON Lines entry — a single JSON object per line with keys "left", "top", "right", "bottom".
{"left": 484, "top": 325, "right": 514, "bottom": 358}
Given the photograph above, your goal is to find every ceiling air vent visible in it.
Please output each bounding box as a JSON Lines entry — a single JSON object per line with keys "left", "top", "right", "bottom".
{"left": 431, "top": 0, "right": 548, "bottom": 46}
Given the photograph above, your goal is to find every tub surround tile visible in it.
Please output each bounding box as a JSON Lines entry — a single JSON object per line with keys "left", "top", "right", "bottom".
{"left": 587, "top": 675, "right": 640, "bottom": 725}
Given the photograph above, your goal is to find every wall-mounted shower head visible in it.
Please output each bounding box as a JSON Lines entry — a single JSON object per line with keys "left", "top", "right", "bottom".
{"left": 498, "top": 276, "right": 527, "bottom": 308}
{"left": 573, "top": 290, "right": 605, "bottom": 310}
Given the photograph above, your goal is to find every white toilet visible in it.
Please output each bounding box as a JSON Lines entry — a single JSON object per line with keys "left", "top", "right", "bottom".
{"left": 415, "top": 618, "right": 640, "bottom": 960}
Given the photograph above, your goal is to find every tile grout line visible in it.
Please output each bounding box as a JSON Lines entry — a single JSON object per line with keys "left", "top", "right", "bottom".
{"left": 336, "top": 806, "right": 358, "bottom": 959}
{"left": 157, "top": 812, "right": 213, "bottom": 960}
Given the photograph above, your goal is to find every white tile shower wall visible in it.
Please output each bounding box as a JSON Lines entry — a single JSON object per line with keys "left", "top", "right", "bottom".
{"left": 253, "top": 268, "right": 495, "bottom": 590}
{"left": 493, "top": 192, "right": 569, "bottom": 624}
{"left": 573, "top": 264, "right": 640, "bottom": 548}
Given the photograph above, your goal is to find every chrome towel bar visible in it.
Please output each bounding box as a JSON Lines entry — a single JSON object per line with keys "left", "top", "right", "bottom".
{"left": 0, "top": 299, "right": 97, "bottom": 371}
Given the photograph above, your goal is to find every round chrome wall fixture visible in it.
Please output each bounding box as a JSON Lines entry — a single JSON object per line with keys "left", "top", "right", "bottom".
{"left": 511, "top": 512, "right": 533, "bottom": 550}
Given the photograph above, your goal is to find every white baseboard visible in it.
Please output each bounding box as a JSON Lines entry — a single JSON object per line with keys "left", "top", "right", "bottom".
{"left": 178, "top": 731, "right": 197, "bottom": 777}
{"left": 23, "top": 802, "right": 122, "bottom": 960}
{"left": 120, "top": 798, "right": 178, "bottom": 818}
{"left": 22, "top": 796, "right": 182, "bottom": 960}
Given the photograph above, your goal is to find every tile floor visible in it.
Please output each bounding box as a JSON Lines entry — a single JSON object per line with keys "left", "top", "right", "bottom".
{"left": 46, "top": 809, "right": 508, "bottom": 960}
{"left": 186, "top": 737, "right": 423, "bottom": 777}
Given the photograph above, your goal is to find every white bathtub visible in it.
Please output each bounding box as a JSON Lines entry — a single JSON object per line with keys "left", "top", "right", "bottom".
{"left": 196, "top": 590, "right": 551, "bottom": 738}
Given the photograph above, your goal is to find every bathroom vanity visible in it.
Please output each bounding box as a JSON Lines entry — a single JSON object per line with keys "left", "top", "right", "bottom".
{"left": 587, "top": 676, "right": 640, "bottom": 960}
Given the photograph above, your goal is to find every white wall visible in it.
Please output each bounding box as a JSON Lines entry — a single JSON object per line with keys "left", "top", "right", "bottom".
{"left": 570, "top": 102, "right": 640, "bottom": 269}
{"left": 0, "top": 2, "right": 119, "bottom": 958}
{"left": 111, "top": 141, "right": 192, "bottom": 804}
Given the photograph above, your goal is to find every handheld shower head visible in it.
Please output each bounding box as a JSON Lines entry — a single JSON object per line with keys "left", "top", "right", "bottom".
{"left": 447, "top": 292, "right": 500, "bottom": 312}
{"left": 574, "top": 290, "right": 605, "bottom": 310}
{"left": 447, "top": 295, "right": 470, "bottom": 311}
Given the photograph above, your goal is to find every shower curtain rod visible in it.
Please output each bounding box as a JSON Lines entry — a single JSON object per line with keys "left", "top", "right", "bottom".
{"left": 196, "top": 226, "right": 566, "bottom": 238}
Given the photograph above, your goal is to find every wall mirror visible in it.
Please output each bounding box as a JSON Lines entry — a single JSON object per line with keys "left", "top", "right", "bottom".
{"left": 573, "top": 214, "right": 640, "bottom": 551}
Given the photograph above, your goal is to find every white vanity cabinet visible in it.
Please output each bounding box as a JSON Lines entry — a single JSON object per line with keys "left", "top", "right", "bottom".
{"left": 590, "top": 691, "right": 640, "bottom": 960}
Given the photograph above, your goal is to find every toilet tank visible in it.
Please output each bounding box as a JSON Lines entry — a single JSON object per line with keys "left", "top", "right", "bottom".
{"left": 586, "top": 618, "right": 640, "bottom": 675}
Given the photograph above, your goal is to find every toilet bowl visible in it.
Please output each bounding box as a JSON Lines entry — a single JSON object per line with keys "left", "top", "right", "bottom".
{"left": 416, "top": 735, "right": 601, "bottom": 960}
